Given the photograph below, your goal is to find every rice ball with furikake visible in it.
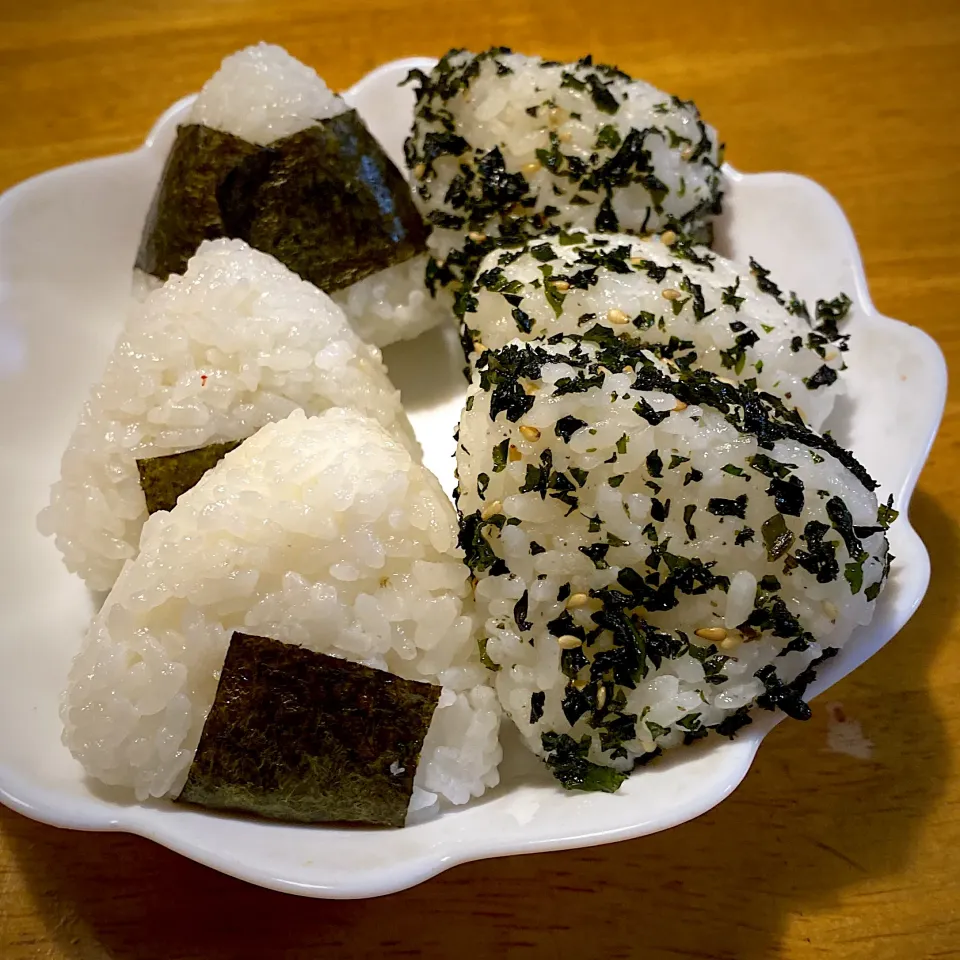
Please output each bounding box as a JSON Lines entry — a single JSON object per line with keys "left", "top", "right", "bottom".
{"left": 460, "top": 231, "right": 850, "bottom": 431}
{"left": 403, "top": 48, "right": 723, "bottom": 297}
{"left": 455, "top": 336, "right": 894, "bottom": 791}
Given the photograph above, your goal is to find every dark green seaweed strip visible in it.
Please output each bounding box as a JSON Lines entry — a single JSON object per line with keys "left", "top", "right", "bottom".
{"left": 217, "top": 110, "right": 428, "bottom": 291}
{"left": 177, "top": 633, "right": 441, "bottom": 827}
{"left": 135, "top": 124, "right": 260, "bottom": 281}
{"left": 137, "top": 112, "right": 428, "bottom": 290}
{"left": 136, "top": 439, "right": 243, "bottom": 515}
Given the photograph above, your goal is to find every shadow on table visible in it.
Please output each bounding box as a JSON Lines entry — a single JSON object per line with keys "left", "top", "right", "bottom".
{"left": 6, "top": 489, "right": 954, "bottom": 960}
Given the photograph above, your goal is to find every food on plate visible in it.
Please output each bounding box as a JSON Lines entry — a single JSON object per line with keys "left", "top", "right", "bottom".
{"left": 41, "top": 41, "right": 899, "bottom": 819}
{"left": 136, "top": 42, "right": 444, "bottom": 347}
{"left": 404, "top": 47, "right": 723, "bottom": 300}
{"left": 459, "top": 231, "right": 849, "bottom": 430}
{"left": 39, "top": 238, "right": 415, "bottom": 592}
{"left": 455, "top": 335, "right": 893, "bottom": 789}
{"left": 61, "top": 408, "right": 501, "bottom": 823}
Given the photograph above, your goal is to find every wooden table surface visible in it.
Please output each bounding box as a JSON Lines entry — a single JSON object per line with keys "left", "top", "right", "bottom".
{"left": 1, "top": 1, "right": 959, "bottom": 957}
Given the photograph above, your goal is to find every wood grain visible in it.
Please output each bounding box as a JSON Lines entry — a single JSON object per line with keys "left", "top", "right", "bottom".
{"left": 2, "top": 1, "right": 959, "bottom": 957}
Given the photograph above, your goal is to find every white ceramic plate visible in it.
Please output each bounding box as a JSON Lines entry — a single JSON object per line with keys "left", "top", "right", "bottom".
{"left": 0, "top": 57, "right": 946, "bottom": 899}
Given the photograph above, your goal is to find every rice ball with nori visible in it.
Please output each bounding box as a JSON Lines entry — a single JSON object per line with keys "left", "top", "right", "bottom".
{"left": 455, "top": 336, "right": 893, "bottom": 788}
{"left": 40, "top": 239, "right": 416, "bottom": 592}
{"left": 461, "top": 231, "right": 849, "bottom": 430}
{"left": 404, "top": 47, "right": 724, "bottom": 297}
{"left": 62, "top": 408, "right": 501, "bottom": 818}
{"left": 137, "top": 42, "right": 444, "bottom": 348}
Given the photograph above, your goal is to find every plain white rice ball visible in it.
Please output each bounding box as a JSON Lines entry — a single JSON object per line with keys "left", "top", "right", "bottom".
{"left": 62, "top": 408, "right": 501, "bottom": 816}
{"left": 189, "top": 42, "right": 347, "bottom": 146}
{"left": 330, "top": 254, "right": 453, "bottom": 348}
{"left": 184, "top": 42, "right": 447, "bottom": 348}
{"left": 40, "top": 238, "right": 417, "bottom": 592}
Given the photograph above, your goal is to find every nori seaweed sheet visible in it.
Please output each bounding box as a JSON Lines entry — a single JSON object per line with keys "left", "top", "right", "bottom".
{"left": 136, "top": 439, "right": 243, "bottom": 515}
{"left": 136, "top": 111, "right": 428, "bottom": 289}
{"left": 135, "top": 125, "right": 260, "bottom": 281}
{"left": 177, "top": 633, "right": 441, "bottom": 827}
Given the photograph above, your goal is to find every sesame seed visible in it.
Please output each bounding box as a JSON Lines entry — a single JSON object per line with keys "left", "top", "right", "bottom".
{"left": 596, "top": 685, "right": 607, "bottom": 710}
{"left": 674, "top": 400, "right": 688, "bottom": 411}
{"left": 558, "top": 130, "right": 572, "bottom": 143}
{"left": 554, "top": 281, "right": 571, "bottom": 291}
{"left": 681, "top": 146, "right": 695, "bottom": 160}
{"left": 522, "top": 160, "right": 542, "bottom": 174}
{"left": 566, "top": 592, "right": 590, "bottom": 609}
{"left": 629, "top": 256, "right": 645, "bottom": 265}
{"left": 556, "top": 634, "right": 583, "bottom": 649}
{"left": 695, "top": 626, "right": 728, "bottom": 642}
{"left": 549, "top": 106, "right": 568, "bottom": 124}
{"left": 413, "top": 163, "right": 426, "bottom": 178}
{"left": 467, "top": 231, "right": 487, "bottom": 243}
{"left": 519, "top": 425, "right": 541, "bottom": 442}
{"left": 607, "top": 308, "right": 629, "bottom": 325}
{"left": 639, "top": 738, "right": 656, "bottom": 753}
{"left": 520, "top": 378, "right": 540, "bottom": 395}
{"left": 509, "top": 444, "right": 522, "bottom": 462}
{"left": 473, "top": 341, "right": 487, "bottom": 354}
{"left": 720, "top": 635, "right": 742, "bottom": 652}
{"left": 661, "top": 288, "right": 681, "bottom": 301}
{"left": 823, "top": 600, "right": 838, "bottom": 622}
{"left": 481, "top": 500, "right": 503, "bottom": 520}
{"left": 661, "top": 229, "right": 678, "bottom": 246}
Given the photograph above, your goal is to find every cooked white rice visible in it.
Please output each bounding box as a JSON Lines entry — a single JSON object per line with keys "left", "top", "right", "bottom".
{"left": 40, "top": 239, "right": 417, "bottom": 592}
{"left": 405, "top": 48, "right": 724, "bottom": 294}
{"left": 462, "top": 232, "right": 848, "bottom": 430}
{"left": 62, "top": 408, "right": 501, "bottom": 816}
{"left": 189, "top": 43, "right": 346, "bottom": 146}
{"left": 456, "top": 337, "right": 891, "bottom": 779}
{"left": 183, "top": 42, "right": 444, "bottom": 348}
{"left": 331, "top": 254, "right": 453, "bottom": 348}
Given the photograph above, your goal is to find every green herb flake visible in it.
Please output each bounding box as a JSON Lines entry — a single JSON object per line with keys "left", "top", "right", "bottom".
{"left": 478, "top": 636, "right": 502, "bottom": 672}
{"left": 529, "top": 691, "right": 546, "bottom": 724}
{"left": 706, "top": 495, "right": 748, "bottom": 520}
{"left": 541, "top": 731, "right": 627, "bottom": 793}
{"left": 720, "top": 277, "right": 745, "bottom": 311}
{"left": 492, "top": 438, "right": 510, "bottom": 473}
{"left": 762, "top": 513, "right": 795, "bottom": 560}
{"left": 877, "top": 496, "right": 899, "bottom": 530}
